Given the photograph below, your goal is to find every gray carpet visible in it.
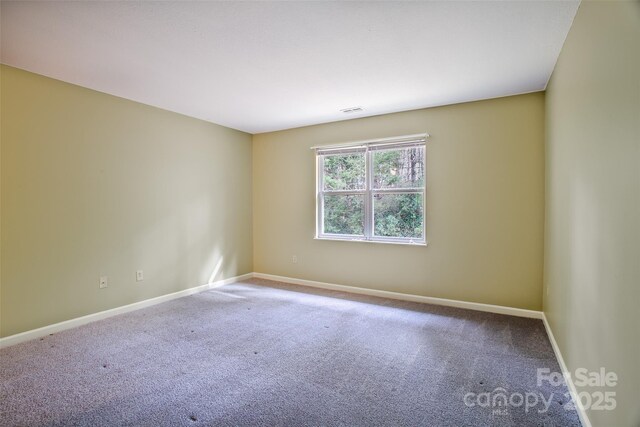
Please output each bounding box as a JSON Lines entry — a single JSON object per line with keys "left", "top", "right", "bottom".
{"left": 1, "top": 278, "right": 581, "bottom": 426}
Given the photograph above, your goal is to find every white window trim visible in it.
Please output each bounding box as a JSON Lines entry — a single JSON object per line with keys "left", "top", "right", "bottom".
{"left": 315, "top": 134, "right": 428, "bottom": 246}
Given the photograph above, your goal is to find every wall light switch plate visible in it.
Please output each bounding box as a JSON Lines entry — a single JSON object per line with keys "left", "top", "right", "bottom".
{"left": 99, "top": 276, "right": 108, "bottom": 289}
{"left": 136, "top": 270, "right": 144, "bottom": 282}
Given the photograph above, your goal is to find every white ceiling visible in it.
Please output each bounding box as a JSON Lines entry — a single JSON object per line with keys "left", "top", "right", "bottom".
{"left": 1, "top": 1, "right": 579, "bottom": 134}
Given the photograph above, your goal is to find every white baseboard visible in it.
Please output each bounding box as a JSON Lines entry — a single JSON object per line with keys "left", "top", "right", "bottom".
{"left": 252, "top": 272, "right": 543, "bottom": 319}
{"left": 0, "top": 272, "right": 254, "bottom": 349}
{"left": 1, "top": 272, "right": 543, "bottom": 348}
{"left": 253, "top": 274, "right": 592, "bottom": 422}
{"left": 542, "top": 313, "right": 592, "bottom": 427}
{"left": 1, "top": 270, "right": 589, "bottom": 427}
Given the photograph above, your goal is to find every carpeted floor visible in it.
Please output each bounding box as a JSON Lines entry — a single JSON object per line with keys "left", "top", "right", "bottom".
{"left": 0, "top": 278, "right": 580, "bottom": 426}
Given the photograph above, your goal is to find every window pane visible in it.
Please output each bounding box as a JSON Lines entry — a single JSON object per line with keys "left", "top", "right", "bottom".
{"left": 374, "top": 193, "right": 423, "bottom": 239}
{"left": 323, "top": 152, "right": 365, "bottom": 191}
{"left": 323, "top": 194, "right": 364, "bottom": 235}
{"left": 373, "top": 147, "right": 424, "bottom": 189}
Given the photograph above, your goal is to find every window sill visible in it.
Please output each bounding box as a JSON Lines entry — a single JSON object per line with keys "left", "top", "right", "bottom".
{"left": 314, "top": 236, "right": 428, "bottom": 247}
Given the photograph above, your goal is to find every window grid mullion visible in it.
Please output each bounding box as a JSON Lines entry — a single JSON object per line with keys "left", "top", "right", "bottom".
{"left": 317, "top": 155, "right": 324, "bottom": 236}
{"left": 371, "top": 188, "right": 424, "bottom": 194}
{"left": 321, "top": 190, "right": 367, "bottom": 195}
{"left": 365, "top": 147, "right": 373, "bottom": 240}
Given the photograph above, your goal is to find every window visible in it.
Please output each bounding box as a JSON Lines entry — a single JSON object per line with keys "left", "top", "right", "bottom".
{"left": 315, "top": 134, "right": 427, "bottom": 245}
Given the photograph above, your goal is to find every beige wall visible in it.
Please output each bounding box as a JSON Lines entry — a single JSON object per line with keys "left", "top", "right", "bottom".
{"left": 253, "top": 93, "right": 545, "bottom": 310}
{"left": 0, "top": 65, "right": 253, "bottom": 337}
{"left": 544, "top": 2, "right": 640, "bottom": 426}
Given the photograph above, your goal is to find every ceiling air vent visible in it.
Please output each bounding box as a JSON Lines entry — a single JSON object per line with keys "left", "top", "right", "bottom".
{"left": 340, "top": 107, "right": 363, "bottom": 114}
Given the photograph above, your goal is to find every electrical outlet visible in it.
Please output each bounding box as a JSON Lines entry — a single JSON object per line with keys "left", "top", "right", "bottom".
{"left": 99, "top": 276, "right": 108, "bottom": 289}
{"left": 292, "top": 255, "right": 298, "bottom": 264}
{"left": 136, "top": 270, "right": 144, "bottom": 282}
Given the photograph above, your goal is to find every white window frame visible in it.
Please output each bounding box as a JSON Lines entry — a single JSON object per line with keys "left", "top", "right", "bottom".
{"left": 314, "top": 134, "right": 428, "bottom": 245}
